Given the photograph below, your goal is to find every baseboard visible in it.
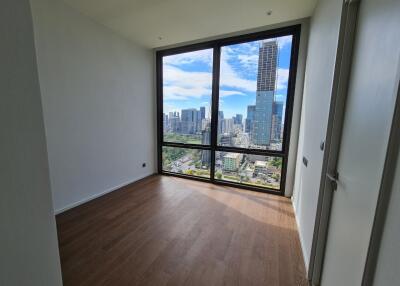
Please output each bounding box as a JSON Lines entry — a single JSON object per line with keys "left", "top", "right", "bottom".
{"left": 291, "top": 197, "right": 310, "bottom": 274}
{"left": 54, "top": 173, "right": 156, "bottom": 215}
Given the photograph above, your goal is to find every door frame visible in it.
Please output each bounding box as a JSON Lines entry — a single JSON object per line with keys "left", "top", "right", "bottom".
{"left": 156, "top": 25, "right": 301, "bottom": 195}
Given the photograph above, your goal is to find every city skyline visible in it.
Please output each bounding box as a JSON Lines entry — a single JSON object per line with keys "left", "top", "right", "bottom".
{"left": 163, "top": 37, "right": 289, "bottom": 151}
{"left": 162, "top": 36, "right": 292, "bottom": 119}
{"left": 162, "top": 36, "right": 291, "bottom": 188}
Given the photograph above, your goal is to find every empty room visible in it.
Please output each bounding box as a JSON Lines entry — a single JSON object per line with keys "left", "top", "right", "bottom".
{"left": 2, "top": 0, "right": 400, "bottom": 285}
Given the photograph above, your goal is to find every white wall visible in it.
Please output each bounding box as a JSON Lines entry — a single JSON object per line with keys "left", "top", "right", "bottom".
{"left": 374, "top": 136, "right": 400, "bottom": 285}
{"left": 284, "top": 20, "right": 309, "bottom": 197}
{"left": 291, "top": 0, "right": 343, "bottom": 269}
{"left": 0, "top": 0, "right": 63, "bottom": 285}
{"left": 30, "top": 0, "right": 156, "bottom": 213}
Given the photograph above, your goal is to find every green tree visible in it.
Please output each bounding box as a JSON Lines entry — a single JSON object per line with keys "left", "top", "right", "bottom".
{"left": 271, "top": 157, "right": 282, "bottom": 168}
{"left": 185, "top": 169, "right": 194, "bottom": 175}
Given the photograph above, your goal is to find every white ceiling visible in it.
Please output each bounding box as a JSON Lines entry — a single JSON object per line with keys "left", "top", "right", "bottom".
{"left": 63, "top": 0, "right": 317, "bottom": 48}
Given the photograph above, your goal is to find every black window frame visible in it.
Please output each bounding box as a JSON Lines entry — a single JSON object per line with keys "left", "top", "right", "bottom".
{"left": 156, "top": 24, "right": 301, "bottom": 195}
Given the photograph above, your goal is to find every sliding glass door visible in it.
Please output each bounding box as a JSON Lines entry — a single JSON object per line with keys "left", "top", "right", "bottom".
{"left": 157, "top": 25, "right": 300, "bottom": 194}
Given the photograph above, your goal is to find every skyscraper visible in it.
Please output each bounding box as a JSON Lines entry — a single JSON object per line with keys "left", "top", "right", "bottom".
{"left": 168, "top": 111, "right": 180, "bottom": 133}
{"left": 233, "top": 114, "right": 243, "bottom": 125}
{"left": 245, "top": 105, "right": 256, "bottom": 133}
{"left": 221, "top": 118, "right": 234, "bottom": 134}
{"left": 253, "top": 40, "right": 278, "bottom": 146}
{"left": 218, "top": 111, "right": 224, "bottom": 134}
{"left": 201, "top": 128, "right": 211, "bottom": 165}
{"left": 200, "top": 106, "right": 206, "bottom": 120}
{"left": 272, "top": 101, "right": 284, "bottom": 141}
{"left": 163, "top": 113, "right": 168, "bottom": 133}
{"left": 257, "top": 40, "right": 278, "bottom": 91}
{"left": 198, "top": 106, "right": 206, "bottom": 131}
{"left": 181, "top": 108, "right": 199, "bottom": 134}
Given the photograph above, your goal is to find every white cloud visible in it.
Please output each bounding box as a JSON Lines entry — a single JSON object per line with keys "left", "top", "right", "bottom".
{"left": 220, "top": 37, "right": 291, "bottom": 92}
{"left": 240, "top": 42, "right": 258, "bottom": 53}
{"left": 277, "top": 35, "right": 293, "bottom": 49}
{"left": 163, "top": 103, "right": 180, "bottom": 114}
{"left": 277, "top": 68, "right": 289, "bottom": 90}
{"left": 163, "top": 64, "right": 248, "bottom": 100}
{"left": 163, "top": 85, "right": 211, "bottom": 100}
{"left": 237, "top": 54, "right": 258, "bottom": 69}
{"left": 163, "top": 49, "right": 212, "bottom": 66}
{"left": 163, "top": 65, "right": 212, "bottom": 88}
{"left": 219, "top": 90, "right": 246, "bottom": 97}
{"left": 263, "top": 35, "right": 292, "bottom": 50}
{"left": 219, "top": 52, "right": 257, "bottom": 92}
{"left": 163, "top": 65, "right": 212, "bottom": 100}
{"left": 162, "top": 38, "right": 291, "bottom": 101}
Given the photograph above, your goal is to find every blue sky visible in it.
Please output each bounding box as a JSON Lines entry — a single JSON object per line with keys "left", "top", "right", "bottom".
{"left": 163, "top": 35, "right": 292, "bottom": 119}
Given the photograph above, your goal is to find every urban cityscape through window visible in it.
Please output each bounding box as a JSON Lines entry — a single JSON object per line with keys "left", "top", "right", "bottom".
{"left": 215, "top": 152, "right": 282, "bottom": 189}
{"left": 162, "top": 48, "right": 213, "bottom": 145}
{"left": 158, "top": 27, "right": 299, "bottom": 193}
{"left": 218, "top": 37, "right": 292, "bottom": 151}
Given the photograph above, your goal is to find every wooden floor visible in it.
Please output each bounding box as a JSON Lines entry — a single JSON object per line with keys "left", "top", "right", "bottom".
{"left": 56, "top": 175, "right": 307, "bottom": 286}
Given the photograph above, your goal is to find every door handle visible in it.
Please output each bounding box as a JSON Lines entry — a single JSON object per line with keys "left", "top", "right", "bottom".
{"left": 326, "top": 171, "right": 339, "bottom": 191}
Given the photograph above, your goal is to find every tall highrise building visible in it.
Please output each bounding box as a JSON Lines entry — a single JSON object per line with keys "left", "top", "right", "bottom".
{"left": 181, "top": 108, "right": 199, "bottom": 134}
{"left": 245, "top": 105, "right": 256, "bottom": 133}
{"left": 200, "top": 106, "right": 206, "bottom": 120}
{"left": 218, "top": 111, "right": 224, "bottom": 134}
{"left": 257, "top": 40, "right": 278, "bottom": 91}
{"left": 201, "top": 118, "right": 210, "bottom": 131}
{"left": 168, "top": 111, "right": 180, "bottom": 133}
{"left": 272, "top": 101, "right": 284, "bottom": 141}
{"left": 197, "top": 106, "right": 206, "bottom": 131}
{"left": 253, "top": 40, "right": 278, "bottom": 146}
{"left": 233, "top": 114, "right": 243, "bottom": 125}
{"left": 201, "top": 128, "right": 211, "bottom": 165}
{"left": 163, "top": 113, "right": 168, "bottom": 133}
{"left": 221, "top": 118, "right": 234, "bottom": 134}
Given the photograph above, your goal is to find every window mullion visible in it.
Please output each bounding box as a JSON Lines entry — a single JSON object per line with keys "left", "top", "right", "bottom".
{"left": 210, "top": 46, "right": 221, "bottom": 182}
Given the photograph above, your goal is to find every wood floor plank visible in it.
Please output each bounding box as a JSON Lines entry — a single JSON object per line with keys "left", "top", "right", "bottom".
{"left": 56, "top": 175, "right": 307, "bottom": 286}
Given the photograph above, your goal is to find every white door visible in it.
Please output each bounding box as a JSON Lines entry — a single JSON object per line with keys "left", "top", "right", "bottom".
{"left": 320, "top": 0, "right": 400, "bottom": 285}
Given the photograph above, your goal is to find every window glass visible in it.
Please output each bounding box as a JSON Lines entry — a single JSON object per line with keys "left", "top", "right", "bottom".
{"left": 162, "top": 49, "right": 213, "bottom": 145}
{"left": 162, "top": 146, "right": 211, "bottom": 178}
{"left": 217, "top": 36, "right": 293, "bottom": 151}
{"left": 215, "top": 152, "right": 282, "bottom": 189}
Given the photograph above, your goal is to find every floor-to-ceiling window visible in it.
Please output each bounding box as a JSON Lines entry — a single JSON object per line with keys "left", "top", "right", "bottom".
{"left": 157, "top": 25, "right": 300, "bottom": 194}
